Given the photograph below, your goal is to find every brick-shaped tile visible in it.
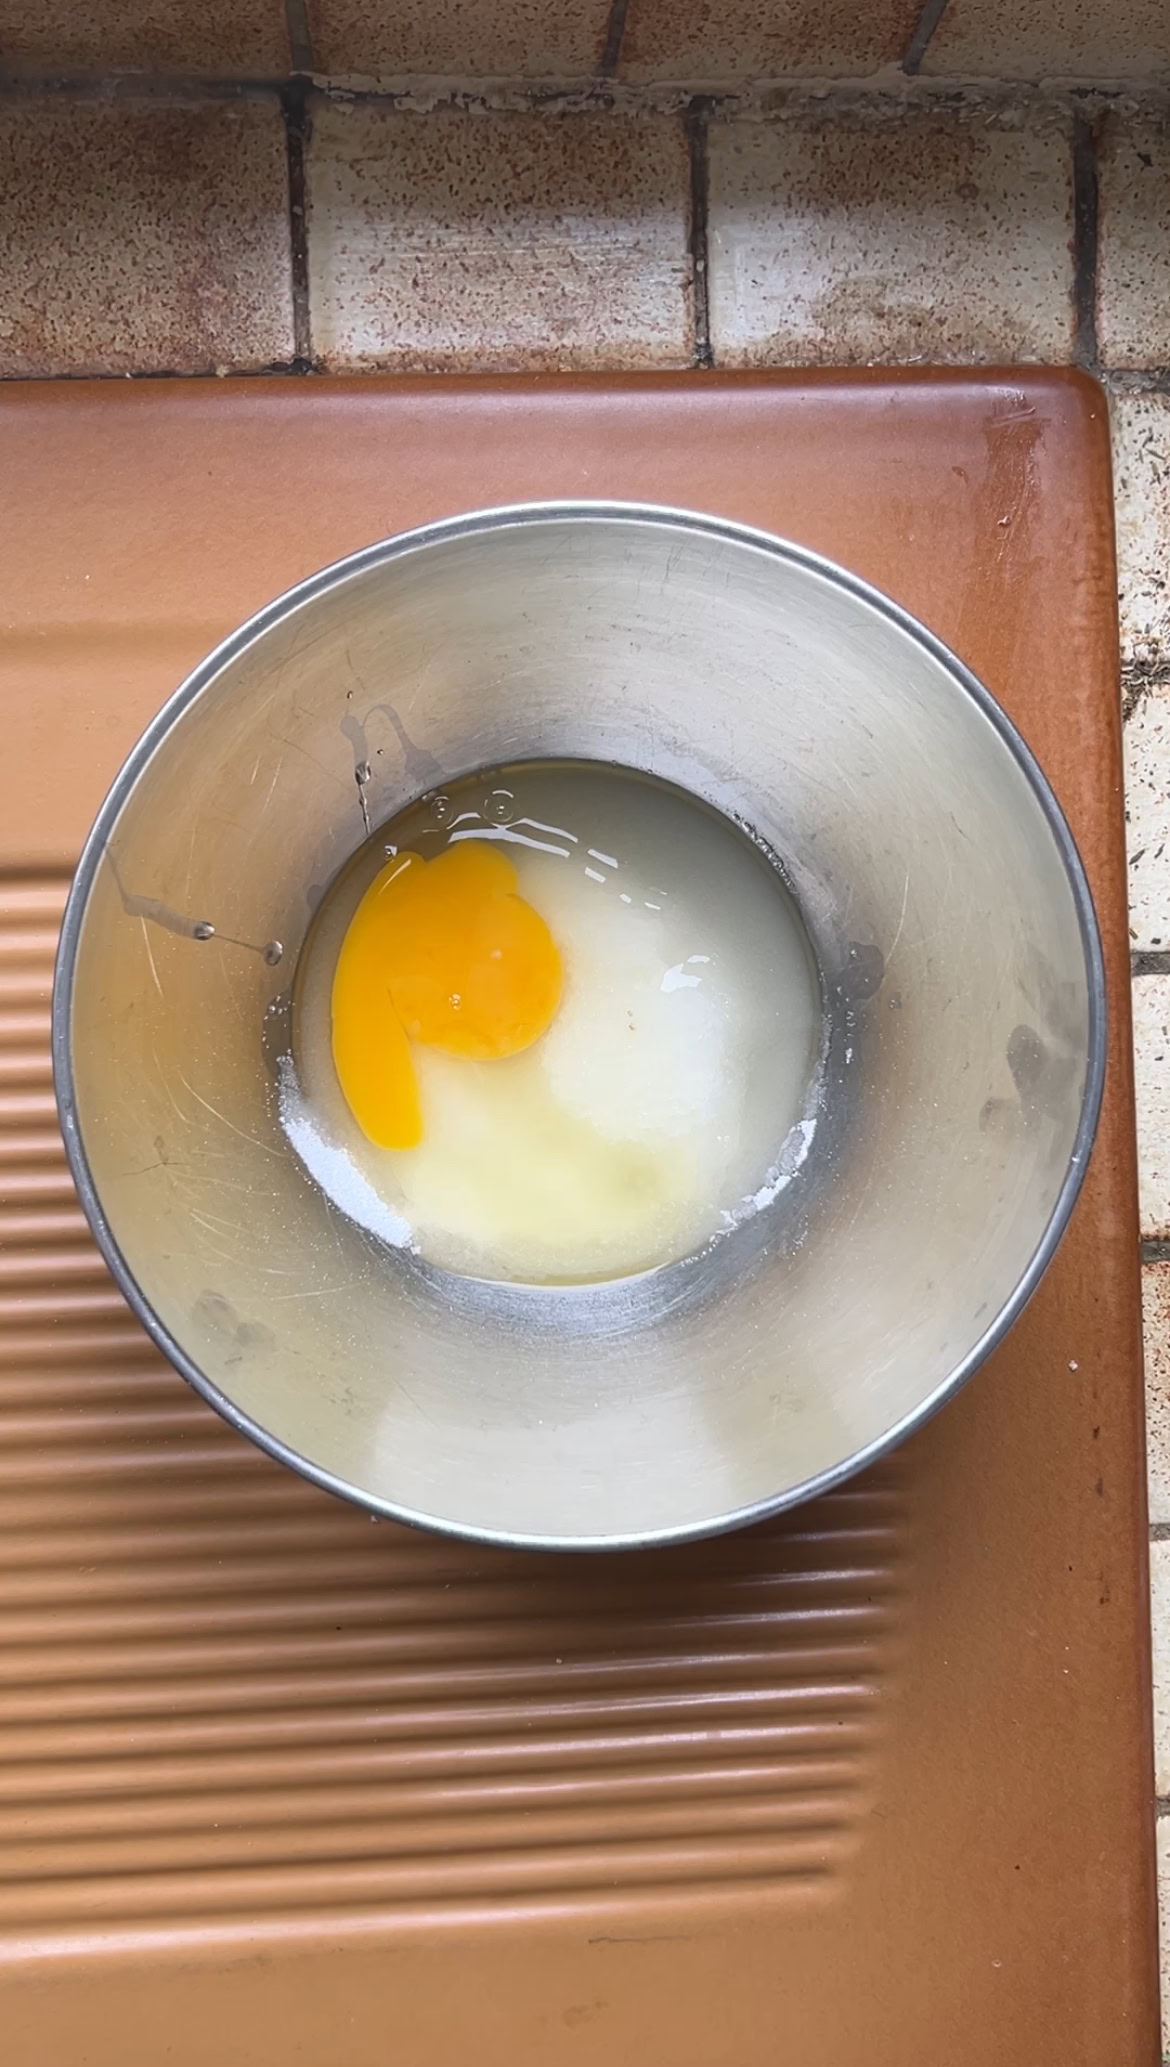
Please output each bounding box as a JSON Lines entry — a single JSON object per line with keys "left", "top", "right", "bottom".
{"left": 1098, "top": 110, "right": 1170, "bottom": 369}
{"left": 1135, "top": 973, "right": 1170, "bottom": 1240}
{"left": 0, "top": 96, "right": 294, "bottom": 376}
{"left": 707, "top": 109, "right": 1076, "bottom": 367}
{"left": 1153, "top": 1539, "right": 1170, "bottom": 1792}
{"left": 306, "top": 102, "right": 693, "bottom": 373}
{"left": 311, "top": 0, "right": 610, "bottom": 80}
{"left": 1146, "top": 1262, "right": 1170, "bottom": 1525}
{"left": 921, "top": 0, "right": 1170, "bottom": 81}
{"left": 1111, "top": 392, "right": 1170, "bottom": 679}
{"left": 1157, "top": 1819, "right": 1170, "bottom": 2054}
{"left": 620, "top": 0, "right": 920, "bottom": 86}
{"left": 1125, "top": 683, "right": 1170, "bottom": 954}
{"left": 0, "top": 0, "right": 289, "bottom": 74}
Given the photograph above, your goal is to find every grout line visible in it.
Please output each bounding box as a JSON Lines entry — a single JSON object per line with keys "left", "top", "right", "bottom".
{"left": 2, "top": 73, "right": 1169, "bottom": 114}
{"left": 1150, "top": 1528, "right": 1170, "bottom": 1543}
{"left": 901, "top": 0, "right": 953, "bottom": 76}
{"left": 8, "top": 352, "right": 1170, "bottom": 387}
{"left": 0, "top": 72, "right": 288, "bottom": 99}
{"left": 0, "top": 364, "right": 319, "bottom": 384}
{"left": 1103, "top": 369, "right": 1170, "bottom": 395}
{"left": 284, "top": 0, "right": 315, "bottom": 76}
{"left": 1072, "top": 112, "right": 1101, "bottom": 370}
{"left": 1123, "top": 680, "right": 1147, "bottom": 723}
{"left": 1123, "top": 670, "right": 1170, "bottom": 725}
{"left": 1144, "top": 1240, "right": 1170, "bottom": 1264}
{"left": 280, "top": 81, "right": 314, "bottom": 369}
{"left": 685, "top": 100, "right": 713, "bottom": 371}
{"left": 599, "top": 0, "right": 632, "bottom": 78}
{"left": 1134, "top": 951, "right": 1170, "bottom": 978}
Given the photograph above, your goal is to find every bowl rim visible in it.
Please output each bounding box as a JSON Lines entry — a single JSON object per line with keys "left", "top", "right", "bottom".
{"left": 52, "top": 499, "right": 1109, "bottom": 1552}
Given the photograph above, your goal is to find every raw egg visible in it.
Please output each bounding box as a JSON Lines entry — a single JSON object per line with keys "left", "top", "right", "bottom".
{"left": 330, "top": 842, "right": 562, "bottom": 1151}
{"left": 286, "top": 761, "right": 823, "bottom": 1285}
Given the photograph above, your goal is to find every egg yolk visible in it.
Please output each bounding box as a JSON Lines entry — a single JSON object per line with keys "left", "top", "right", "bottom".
{"left": 331, "top": 842, "right": 563, "bottom": 1151}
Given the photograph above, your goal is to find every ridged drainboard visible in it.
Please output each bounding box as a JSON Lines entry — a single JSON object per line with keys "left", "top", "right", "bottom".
{"left": 0, "top": 873, "right": 907, "bottom": 1948}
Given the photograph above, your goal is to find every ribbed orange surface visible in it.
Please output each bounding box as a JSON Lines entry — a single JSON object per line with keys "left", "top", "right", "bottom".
{"left": 0, "top": 373, "right": 1154, "bottom": 2067}
{"left": 0, "top": 872, "right": 903, "bottom": 1947}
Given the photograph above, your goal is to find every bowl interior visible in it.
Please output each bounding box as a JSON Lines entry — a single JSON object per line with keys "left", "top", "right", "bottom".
{"left": 58, "top": 507, "right": 1100, "bottom": 1545}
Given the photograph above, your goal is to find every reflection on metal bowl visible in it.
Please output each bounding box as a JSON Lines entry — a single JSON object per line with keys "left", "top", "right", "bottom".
{"left": 53, "top": 504, "right": 1104, "bottom": 1548}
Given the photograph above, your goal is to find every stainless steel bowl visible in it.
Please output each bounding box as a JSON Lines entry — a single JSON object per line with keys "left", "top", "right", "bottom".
{"left": 53, "top": 503, "right": 1105, "bottom": 1549}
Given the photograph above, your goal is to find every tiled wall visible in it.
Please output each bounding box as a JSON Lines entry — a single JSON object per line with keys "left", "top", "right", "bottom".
{"left": 3, "top": 0, "right": 1170, "bottom": 2044}
{"left": 2, "top": 0, "right": 1170, "bottom": 83}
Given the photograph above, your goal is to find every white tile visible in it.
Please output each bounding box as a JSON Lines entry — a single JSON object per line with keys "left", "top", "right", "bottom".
{"left": 1110, "top": 392, "right": 1170, "bottom": 679}
{"left": 707, "top": 110, "right": 1075, "bottom": 368}
{"left": 1153, "top": 1539, "right": 1170, "bottom": 1793}
{"left": 307, "top": 102, "right": 692, "bottom": 373}
{"left": 0, "top": 0, "right": 288, "bottom": 74}
{"left": 312, "top": 0, "right": 609, "bottom": 81}
{"left": 1157, "top": 1816, "right": 1170, "bottom": 2054}
{"left": 0, "top": 96, "right": 293, "bottom": 377}
{"left": 1135, "top": 974, "right": 1170, "bottom": 1241}
{"left": 921, "top": 0, "right": 1170, "bottom": 82}
{"left": 1146, "top": 1263, "right": 1170, "bottom": 1527}
{"left": 1125, "top": 683, "right": 1170, "bottom": 953}
{"left": 1099, "top": 110, "right": 1170, "bottom": 368}
{"left": 620, "top": 0, "right": 920, "bottom": 84}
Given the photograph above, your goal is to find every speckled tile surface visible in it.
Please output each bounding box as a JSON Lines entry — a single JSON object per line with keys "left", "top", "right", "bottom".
{"left": 1125, "top": 685, "right": 1170, "bottom": 952}
{"left": 0, "top": 96, "right": 294, "bottom": 375}
{"left": 1145, "top": 1263, "right": 1170, "bottom": 1525}
{"left": 309, "top": 0, "right": 609, "bottom": 82}
{"left": 1159, "top": 1821, "right": 1170, "bottom": 2014}
{"left": 921, "top": 0, "right": 1170, "bottom": 81}
{"left": 306, "top": 102, "right": 692, "bottom": 371}
{"left": 1099, "top": 110, "right": 1170, "bottom": 368}
{"left": 1153, "top": 1539, "right": 1170, "bottom": 1790}
{"left": 0, "top": 0, "right": 289, "bottom": 75}
{"left": 706, "top": 108, "right": 1075, "bottom": 367}
{"left": 618, "top": 0, "right": 919, "bottom": 86}
{"left": 1110, "top": 392, "right": 1170, "bottom": 679}
{"left": 1134, "top": 974, "right": 1170, "bottom": 1241}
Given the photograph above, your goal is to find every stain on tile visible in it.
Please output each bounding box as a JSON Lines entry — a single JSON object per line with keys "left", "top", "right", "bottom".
{"left": 921, "top": 0, "right": 1170, "bottom": 81}
{"left": 619, "top": 0, "right": 920, "bottom": 84}
{"left": 1145, "top": 1263, "right": 1170, "bottom": 1527}
{"left": 1098, "top": 111, "right": 1170, "bottom": 369}
{"left": 307, "top": 102, "right": 692, "bottom": 373}
{"left": 707, "top": 109, "right": 1076, "bottom": 367}
{"left": 310, "top": 0, "right": 609, "bottom": 80}
{"left": 1134, "top": 973, "right": 1170, "bottom": 1242}
{"left": 1124, "top": 684, "right": 1170, "bottom": 955}
{"left": 0, "top": 97, "right": 294, "bottom": 377}
{"left": 1110, "top": 392, "right": 1170, "bottom": 679}
{"left": 0, "top": 0, "right": 289, "bottom": 75}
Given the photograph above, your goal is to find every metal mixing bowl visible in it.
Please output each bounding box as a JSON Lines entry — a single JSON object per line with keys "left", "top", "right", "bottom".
{"left": 53, "top": 503, "right": 1105, "bottom": 1549}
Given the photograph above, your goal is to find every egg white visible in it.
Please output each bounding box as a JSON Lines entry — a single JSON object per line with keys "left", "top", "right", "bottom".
{"left": 286, "top": 765, "right": 822, "bottom": 1284}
